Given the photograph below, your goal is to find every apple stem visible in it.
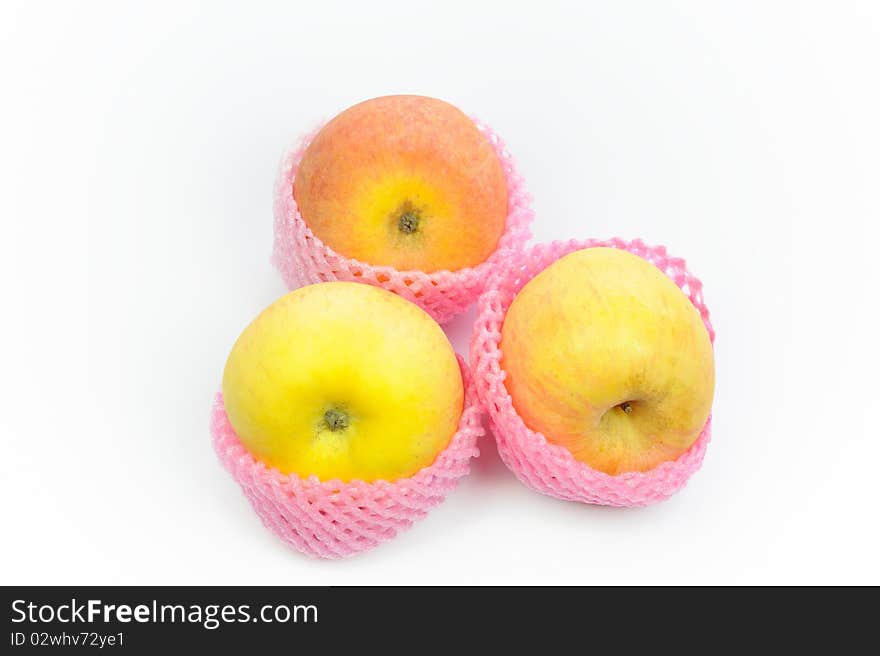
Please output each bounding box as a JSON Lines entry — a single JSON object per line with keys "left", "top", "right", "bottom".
{"left": 323, "top": 408, "right": 349, "bottom": 431}
{"left": 398, "top": 212, "right": 420, "bottom": 234}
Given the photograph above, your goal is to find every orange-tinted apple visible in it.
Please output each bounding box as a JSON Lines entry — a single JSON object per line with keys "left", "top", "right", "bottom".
{"left": 293, "top": 95, "right": 507, "bottom": 272}
{"left": 500, "top": 248, "right": 715, "bottom": 475}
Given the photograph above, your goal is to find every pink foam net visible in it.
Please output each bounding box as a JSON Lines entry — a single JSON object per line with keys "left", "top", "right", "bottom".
{"left": 210, "top": 356, "right": 483, "bottom": 559}
{"left": 272, "top": 118, "right": 533, "bottom": 324}
{"left": 470, "top": 238, "right": 715, "bottom": 507}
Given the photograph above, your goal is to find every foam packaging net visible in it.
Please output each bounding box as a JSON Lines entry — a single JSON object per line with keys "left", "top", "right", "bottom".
{"left": 210, "top": 357, "right": 483, "bottom": 558}
{"left": 272, "top": 119, "right": 533, "bottom": 324}
{"left": 470, "top": 238, "right": 715, "bottom": 507}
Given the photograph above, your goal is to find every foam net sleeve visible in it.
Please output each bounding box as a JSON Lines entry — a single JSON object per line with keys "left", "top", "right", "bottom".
{"left": 271, "top": 119, "right": 533, "bottom": 324}
{"left": 469, "top": 238, "right": 715, "bottom": 507}
{"left": 210, "top": 356, "right": 484, "bottom": 558}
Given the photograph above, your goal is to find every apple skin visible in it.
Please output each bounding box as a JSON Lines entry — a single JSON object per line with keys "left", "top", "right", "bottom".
{"left": 293, "top": 95, "right": 508, "bottom": 273}
{"left": 222, "top": 282, "right": 463, "bottom": 483}
{"left": 500, "top": 247, "right": 715, "bottom": 476}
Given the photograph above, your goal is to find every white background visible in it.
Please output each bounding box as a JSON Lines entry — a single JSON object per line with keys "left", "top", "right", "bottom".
{"left": 2, "top": 1, "right": 877, "bottom": 585}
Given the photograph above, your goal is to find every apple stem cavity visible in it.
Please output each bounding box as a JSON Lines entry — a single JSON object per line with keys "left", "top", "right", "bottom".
{"left": 620, "top": 401, "right": 634, "bottom": 414}
{"left": 398, "top": 211, "right": 420, "bottom": 234}
{"left": 323, "top": 408, "right": 350, "bottom": 432}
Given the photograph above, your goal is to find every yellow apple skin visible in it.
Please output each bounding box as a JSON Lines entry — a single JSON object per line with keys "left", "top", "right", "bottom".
{"left": 222, "top": 282, "right": 464, "bottom": 483}
{"left": 500, "top": 248, "right": 715, "bottom": 476}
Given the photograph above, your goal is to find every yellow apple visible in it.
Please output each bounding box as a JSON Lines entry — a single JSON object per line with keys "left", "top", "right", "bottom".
{"left": 222, "top": 282, "right": 464, "bottom": 482}
{"left": 500, "top": 247, "right": 715, "bottom": 475}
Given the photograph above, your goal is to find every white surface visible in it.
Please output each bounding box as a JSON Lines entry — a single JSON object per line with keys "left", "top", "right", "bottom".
{"left": 1, "top": 1, "right": 877, "bottom": 585}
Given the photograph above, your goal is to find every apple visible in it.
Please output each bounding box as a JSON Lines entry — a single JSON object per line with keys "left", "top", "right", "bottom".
{"left": 292, "top": 95, "right": 508, "bottom": 272}
{"left": 222, "top": 282, "right": 464, "bottom": 482}
{"left": 500, "top": 247, "right": 715, "bottom": 475}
